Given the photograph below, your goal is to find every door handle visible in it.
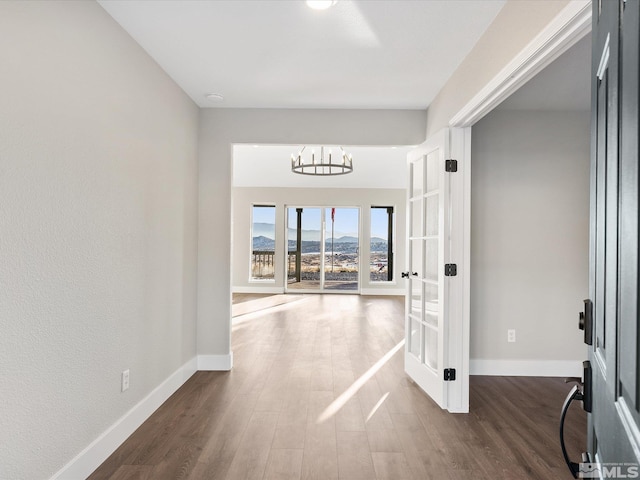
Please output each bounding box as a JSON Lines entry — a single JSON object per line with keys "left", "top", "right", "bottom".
{"left": 578, "top": 299, "right": 593, "bottom": 345}
{"left": 559, "top": 361, "right": 592, "bottom": 479}
{"left": 559, "top": 385, "right": 582, "bottom": 478}
{"left": 401, "top": 272, "right": 419, "bottom": 278}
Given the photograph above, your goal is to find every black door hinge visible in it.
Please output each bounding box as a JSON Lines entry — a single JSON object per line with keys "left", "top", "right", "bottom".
{"left": 444, "top": 368, "right": 456, "bottom": 381}
{"left": 445, "top": 159, "right": 458, "bottom": 172}
{"left": 445, "top": 264, "right": 457, "bottom": 276}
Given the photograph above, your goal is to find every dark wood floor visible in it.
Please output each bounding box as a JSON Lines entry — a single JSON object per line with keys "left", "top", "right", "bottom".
{"left": 90, "top": 294, "right": 586, "bottom": 479}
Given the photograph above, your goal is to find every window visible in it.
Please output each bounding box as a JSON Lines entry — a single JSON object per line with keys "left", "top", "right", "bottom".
{"left": 370, "top": 206, "right": 394, "bottom": 282}
{"left": 251, "top": 205, "right": 276, "bottom": 281}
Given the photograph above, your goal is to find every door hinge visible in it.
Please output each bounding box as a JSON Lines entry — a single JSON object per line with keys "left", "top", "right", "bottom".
{"left": 445, "top": 264, "right": 457, "bottom": 276}
{"left": 445, "top": 159, "right": 458, "bottom": 172}
{"left": 444, "top": 368, "right": 456, "bottom": 381}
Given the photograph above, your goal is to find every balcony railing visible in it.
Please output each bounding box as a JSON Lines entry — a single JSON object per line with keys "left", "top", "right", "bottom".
{"left": 251, "top": 250, "right": 301, "bottom": 281}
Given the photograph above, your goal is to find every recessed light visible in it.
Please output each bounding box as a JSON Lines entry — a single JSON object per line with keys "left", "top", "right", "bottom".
{"left": 306, "top": 0, "right": 337, "bottom": 10}
{"left": 205, "top": 93, "right": 224, "bottom": 102}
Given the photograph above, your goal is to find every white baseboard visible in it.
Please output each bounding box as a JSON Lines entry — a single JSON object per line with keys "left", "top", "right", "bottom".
{"left": 360, "top": 288, "right": 404, "bottom": 296}
{"left": 470, "top": 359, "right": 582, "bottom": 377}
{"left": 198, "top": 353, "right": 233, "bottom": 371}
{"left": 233, "top": 286, "right": 284, "bottom": 294}
{"left": 50, "top": 357, "right": 197, "bottom": 480}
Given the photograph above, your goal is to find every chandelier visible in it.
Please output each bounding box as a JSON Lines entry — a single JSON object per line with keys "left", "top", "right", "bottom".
{"left": 291, "top": 146, "right": 353, "bottom": 176}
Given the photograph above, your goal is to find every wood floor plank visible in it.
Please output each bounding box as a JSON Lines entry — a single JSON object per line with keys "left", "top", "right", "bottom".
{"left": 224, "top": 411, "right": 278, "bottom": 480}
{"left": 107, "top": 465, "right": 154, "bottom": 480}
{"left": 371, "top": 452, "right": 413, "bottom": 480}
{"left": 263, "top": 449, "right": 304, "bottom": 480}
{"left": 336, "top": 431, "right": 376, "bottom": 480}
{"left": 301, "top": 423, "right": 338, "bottom": 480}
{"left": 89, "top": 295, "right": 585, "bottom": 480}
{"left": 335, "top": 397, "right": 366, "bottom": 432}
{"left": 366, "top": 428, "right": 403, "bottom": 453}
{"left": 272, "top": 425, "right": 306, "bottom": 450}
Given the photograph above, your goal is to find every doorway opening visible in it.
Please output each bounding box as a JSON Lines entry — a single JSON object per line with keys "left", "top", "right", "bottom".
{"left": 467, "top": 32, "right": 591, "bottom": 377}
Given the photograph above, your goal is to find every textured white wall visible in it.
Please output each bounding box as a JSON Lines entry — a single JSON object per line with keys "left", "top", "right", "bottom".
{"left": 198, "top": 109, "right": 427, "bottom": 357}
{"left": 425, "top": 0, "right": 570, "bottom": 138}
{"left": 232, "top": 187, "right": 406, "bottom": 293}
{"left": 470, "top": 110, "right": 589, "bottom": 363}
{"left": 0, "top": 2, "right": 199, "bottom": 479}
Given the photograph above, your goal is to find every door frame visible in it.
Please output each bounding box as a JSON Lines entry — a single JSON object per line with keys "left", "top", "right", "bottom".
{"left": 433, "top": 0, "right": 591, "bottom": 411}
{"left": 450, "top": 1, "right": 592, "bottom": 128}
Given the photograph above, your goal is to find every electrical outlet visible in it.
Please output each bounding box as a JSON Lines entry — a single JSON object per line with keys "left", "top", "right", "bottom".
{"left": 507, "top": 329, "right": 516, "bottom": 343}
{"left": 121, "top": 369, "right": 130, "bottom": 392}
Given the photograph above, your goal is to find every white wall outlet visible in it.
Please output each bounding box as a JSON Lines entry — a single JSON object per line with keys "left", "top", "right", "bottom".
{"left": 121, "top": 369, "right": 130, "bottom": 392}
{"left": 507, "top": 329, "right": 516, "bottom": 343}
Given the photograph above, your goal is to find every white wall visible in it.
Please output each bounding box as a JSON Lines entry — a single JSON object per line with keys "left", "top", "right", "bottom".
{"left": 470, "top": 110, "right": 589, "bottom": 374}
{"left": 0, "top": 2, "right": 199, "bottom": 479}
{"left": 425, "top": 0, "right": 571, "bottom": 138}
{"left": 198, "top": 109, "right": 427, "bottom": 359}
{"left": 232, "top": 187, "right": 406, "bottom": 294}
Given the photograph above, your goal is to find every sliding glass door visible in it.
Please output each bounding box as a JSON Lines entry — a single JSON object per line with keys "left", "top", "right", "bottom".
{"left": 286, "top": 206, "right": 359, "bottom": 293}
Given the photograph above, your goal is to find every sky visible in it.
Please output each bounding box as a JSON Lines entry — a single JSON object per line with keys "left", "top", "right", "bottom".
{"left": 268, "top": 206, "right": 390, "bottom": 239}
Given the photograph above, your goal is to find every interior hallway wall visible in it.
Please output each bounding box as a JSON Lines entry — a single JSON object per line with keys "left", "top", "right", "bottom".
{"left": 0, "top": 2, "right": 199, "bottom": 478}
{"left": 470, "top": 110, "right": 589, "bottom": 374}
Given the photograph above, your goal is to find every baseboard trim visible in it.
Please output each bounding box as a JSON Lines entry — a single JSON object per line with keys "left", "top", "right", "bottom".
{"left": 470, "top": 359, "right": 582, "bottom": 377}
{"left": 360, "top": 288, "right": 405, "bottom": 296}
{"left": 50, "top": 357, "right": 197, "bottom": 480}
{"left": 233, "top": 286, "right": 284, "bottom": 294}
{"left": 198, "top": 353, "right": 233, "bottom": 371}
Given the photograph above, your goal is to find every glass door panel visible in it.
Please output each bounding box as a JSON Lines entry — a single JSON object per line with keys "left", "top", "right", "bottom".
{"left": 425, "top": 195, "right": 439, "bottom": 236}
{"left": 410, "top": 200, "right": 423, "bottom": 238}
{"left": 425, "top": 239, "right": 439, "bottom": 282}
{"left": 324, "top": 207, "right": 359, "bottom": 291}
{"left": 409, "top": 279, "right": 422, "bottom": 319}
{"left": 286, "top": 207, "right": 322, "bottom": 291}
{"left": 409, "top": 318, "right": 421, "bottom": 358}
{"left": 424, "top": 326, "right": 438, "bottom": 370}
{"left": 411, "top": 157, "right": 424, "bottom": 197}
{"left": 426, "top": 150, "right": 440, "bottom": 193}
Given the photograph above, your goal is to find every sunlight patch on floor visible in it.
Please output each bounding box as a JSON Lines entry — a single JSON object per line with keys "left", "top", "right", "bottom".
{"left": 316, "top": 339, "right": 405, "bottom": 424}
{"left": 232, "top": 295, "right": 312, "bottom": 329}
{"left": 365, "top": 392, "right": 390, "bottom": 423}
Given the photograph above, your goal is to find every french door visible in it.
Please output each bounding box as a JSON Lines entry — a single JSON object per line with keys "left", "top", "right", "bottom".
{"left": 405, "top": 128, "right": 467, "bottom": 412}
{"left": 285, "top": 206, "right": 360, "bottom": 293}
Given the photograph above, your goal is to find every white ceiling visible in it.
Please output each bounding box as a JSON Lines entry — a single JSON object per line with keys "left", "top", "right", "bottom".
{"left": 496, "top": 32, "right": 591, "bottom": 112}
{"left": 98, "top": 0, "right": 505, "bottom": 109}
{"left": 233, "top": 145, "right": 412, "bottom": 188}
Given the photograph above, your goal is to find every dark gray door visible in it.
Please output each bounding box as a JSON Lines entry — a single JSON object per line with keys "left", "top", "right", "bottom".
{"left": 588, "top": 0, "right": 640, "bottom": 473}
